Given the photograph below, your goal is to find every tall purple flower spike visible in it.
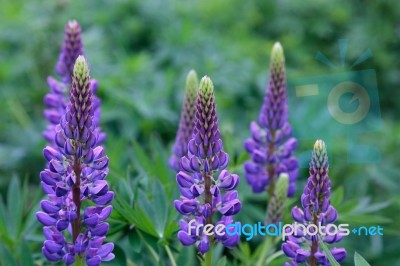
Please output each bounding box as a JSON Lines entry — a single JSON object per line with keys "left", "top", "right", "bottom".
{"left": 37, "top": 56, "right": 114, "bottom": 266}
{"left": 282, "top": 140, "right": 347, "bottom": 266}
{"left": 43, "top": 20, "right": 105, "bottom": 148}
{"left": 169, "top": 70, "right": 199, "bottom": 172}
{"left": 174, "top": 76, "right": 241, "bottom": 254}
{"left": 243, "top": 42, "right": 298, "bottom": 197}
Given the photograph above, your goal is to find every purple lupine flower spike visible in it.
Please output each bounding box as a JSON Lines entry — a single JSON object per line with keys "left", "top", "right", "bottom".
{"left": 244, "top": 42, "right": 298, "bottom": 197}
{"left": 174, "top": 76, "right": 241, "bottom": 254}
{"left": 37, "top": 56, "right": 114, "bottom": 266}
{"left": 282, "top": 140, "right": 347, "bottom": 266}
{"left": 266, "top": 173, "right": 288, "bottom": 224}
{"left": 43, "top": 20, "right": 105, "bottom": 147}
{"left": 169, "top": 70, "right": 199, "bottom": 171}
{"left": 55, "top": 20, "right": 84, "bottom": 83}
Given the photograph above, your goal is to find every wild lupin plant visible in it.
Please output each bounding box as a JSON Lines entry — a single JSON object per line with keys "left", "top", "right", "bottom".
{"left": 169, "top": 70, "right": 199, "bottom": 172}
{"left": 282, "top": 140, "right": 347, "bottom": 265}
{"left": 37, "top": 56, "right": 114, "bottom": 266}
{"left": 174, "top": 76, "right": 241, "bottom": 260}
{"left": 43, "top": 20, "right": 105, "bottom": 148}
{"left": 266, "top": 173, "right": 289, "bottom": 224}
{"left": 244, "top": 42, "right": 298, "bottom": 198}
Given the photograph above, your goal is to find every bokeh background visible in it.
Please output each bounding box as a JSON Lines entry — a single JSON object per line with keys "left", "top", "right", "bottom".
{"left": 0, "top": 0, "right": 399, "bottom": 265}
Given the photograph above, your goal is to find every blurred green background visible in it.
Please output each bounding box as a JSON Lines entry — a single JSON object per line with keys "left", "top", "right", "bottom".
{"left": 0, "top": 0, "right": 399, "bottom": 265}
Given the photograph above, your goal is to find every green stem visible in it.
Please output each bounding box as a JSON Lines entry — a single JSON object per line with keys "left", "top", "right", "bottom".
{"left": 204, "top": 244, "right": 213, "bottom": 266}
{"left": 255, "top": 237, "right": 273, "bottom": 266}
{"left": 75, "top": 255, "right": 85, "bottom": 266}
{"left": 165, "top": 245, "right": 177, "bottom": 266}
{"left": 137, "top": 230, "right": 159, "bottom": 263}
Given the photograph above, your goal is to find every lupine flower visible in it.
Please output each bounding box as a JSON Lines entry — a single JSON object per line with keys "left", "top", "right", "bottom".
{"left": 174, "top": 76, "right": 241, "bottom": 254}
{"left": 43, "top": 20, "right": 105, "bottom": 147}
{"left": 37, "top": 56, "right": 114, "bottom": 266}
{"left": 282, "top": 140, "right": 346, "bottom": 266}
{"left": 169, "top": 70, "right": 199, "bottom": 171}
{"left": 244, "top": 42, "right": 298, "bottom": 196}
{"left": 266, "top": 173, "right": 288, "bottom": 224}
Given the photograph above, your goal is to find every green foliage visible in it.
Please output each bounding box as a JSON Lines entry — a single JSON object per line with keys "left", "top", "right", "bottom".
{"left": 0, "top": 177, "right": 40, "bottom": 265}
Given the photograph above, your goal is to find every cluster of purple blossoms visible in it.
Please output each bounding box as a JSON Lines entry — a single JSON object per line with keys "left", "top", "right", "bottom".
{"left": 36, "top": 56, "right": 114, "bottom": 266}
{"left": 282, "top": 140, "right": 346, "bottom": 266}
{"left": 244, "top": 42, "right": 298, "bottom": 197}
{"left": 169, "top": 70, "right": 199, "bottom": 172}
{"left": 43, "top": 20, "right": 105, "bottom": 148}
{"left": 174, "top": 76, "right": 242, "bottom": 254}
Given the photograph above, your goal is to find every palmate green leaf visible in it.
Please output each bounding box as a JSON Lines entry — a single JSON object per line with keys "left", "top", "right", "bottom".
{"left": 137, "top": 189, "right": 158, "bottom": 224}
{"left": 113, "top": 196, "right": 158, "bottom": 237}
{"left": 164, "top": 219, "right": 179, "bottom": 240}
{"left": 318, "top": 236, "right": 340, "bottom": 266}
{"left": 354, "top": 252, "right": 371, "bottom": 266}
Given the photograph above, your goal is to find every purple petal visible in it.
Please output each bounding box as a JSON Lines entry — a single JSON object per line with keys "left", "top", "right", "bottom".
{"left": 36, "top": 212, "right": 56, "bottom": 226}
{"left": 42, "top": 246, "right": 62, "bottom": 261}
{"left": 177, "top": 231, "right": 197, "bottom": 246}
{"left": 98, "top": 243, "right": 114, "bottom": 258}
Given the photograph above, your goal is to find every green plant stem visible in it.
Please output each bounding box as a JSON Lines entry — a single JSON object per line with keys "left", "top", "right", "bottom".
{"left": 165, "top": 245, "right": 177, "bottom": 266}
{"left": 255, "top": 237, "right": 273, "bottom": 266}
{"left": 75, "top": 255, "right": 85, "bottom": 266}
{"left": 137, "top": 230, "right": 159, "bottom": 263}
{"left": 204, "top": 244, "right": 213, "bottom": 266}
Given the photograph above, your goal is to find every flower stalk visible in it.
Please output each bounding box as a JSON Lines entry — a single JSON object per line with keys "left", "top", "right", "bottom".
{"left": 174, "top": 76, "right": 241, "bottom": 255}
{"left": 244, "top": 42, "right": 298, "bottom": 200}
{"left": 169, "top": 70, "right": 199, "bottom": 172}
{"left": 43, "top": 20, "right": 105, "bottom": 149}
{"left": 282, "top": 140, "right": 347, "bottom": 266}
{"left": 37, "top": 56, "right": 114, "bottom": 266}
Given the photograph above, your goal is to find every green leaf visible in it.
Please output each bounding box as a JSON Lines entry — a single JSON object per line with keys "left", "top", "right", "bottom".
{"left": 111, "top": 244, "right": 127, "bottom": 266}
{"left": 318, "top": 236, "right": 340, "bottom": 266}
{"left": 7, "top": 177, "right": 22, "bottom": 239}
{"left": 152, "top": 180, "right": 168, "bottom": 238}
{"left": 128, "top": 229, "right": 142, "bottom": 253}
{"left": 19, "top": 241, "right": 33, "bottom": 266}
{"left": 149, "top": 135, "right": 172, "bottom": 186}
{"left": 131, "top": 140, "right": 154, "bottom": 178}
{"left": 0, "top": 244, "right": 17, "bottom": 266}
{"left": 330, "top": 186, "right": 344, "bottom": 207}
{"left": 113, "top": 196, "right": 158, "bottom": 237}
{"left": 354, "top": 252, "right": 371, "bottom": 266}
{"left": 0, "top": 196, "right": 9, "bottom": 243}
{"left": 216, "top": 256, "right": 227, "bottom": 266}
{"left": 176, "top": 245, "right": 195, "bottom": 266}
